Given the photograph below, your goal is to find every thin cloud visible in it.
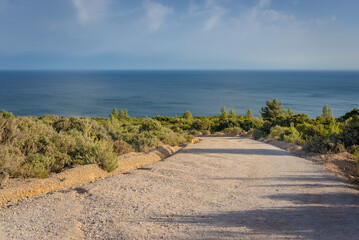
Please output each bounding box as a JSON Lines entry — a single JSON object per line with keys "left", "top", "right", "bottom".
{"left": 143, "top": 0, "right": 173, "bottom": 31}
{"left": 72, "top": 0, "right": 110, "bottom": 24}
{"left": 188, "top": 0, "right": 226, "bottom": 31}
{"left": 236, "top": 0, "right": 295, "bottom": 30}
{"left": 203, "top": 6, "right": 226, "bottom": 31}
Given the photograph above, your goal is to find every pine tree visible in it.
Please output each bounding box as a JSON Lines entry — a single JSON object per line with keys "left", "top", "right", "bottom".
{"left": 245, "top": 108, "right": 254, "bottom": 119}
{"left": 220, "top": 106, "right": 228, "bottom": 119}
{"left": 229, "top": 107, "right": 236, "bottom": 118}
{"left": 260, "top": 98, "right": 284, "bottom": 120}
{"left": 110, "top": 107, "right": 119, "bottom": 118}
{"left": 318, "top": 104, "right": 334, "bottom": 122}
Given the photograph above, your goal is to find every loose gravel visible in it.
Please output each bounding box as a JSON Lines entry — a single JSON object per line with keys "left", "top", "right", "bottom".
{"left": 1, "top": 137, "right": 358, "bottom": 239}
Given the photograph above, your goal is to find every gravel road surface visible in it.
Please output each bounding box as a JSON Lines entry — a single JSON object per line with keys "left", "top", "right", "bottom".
{"left": 1, "top": 137, "right": 358, "bottom": 239}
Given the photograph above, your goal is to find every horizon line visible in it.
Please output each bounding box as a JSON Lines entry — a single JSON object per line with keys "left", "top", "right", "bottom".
{"left": 1, "top": 69, "right": 359, "bottom": 72}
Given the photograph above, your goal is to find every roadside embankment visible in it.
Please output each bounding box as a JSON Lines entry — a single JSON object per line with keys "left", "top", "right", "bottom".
{"left": 254, "top": 137, "right": 359, "bottom": 183}
{"left": 0, "top": 143, "right": 193, "bottom": 209}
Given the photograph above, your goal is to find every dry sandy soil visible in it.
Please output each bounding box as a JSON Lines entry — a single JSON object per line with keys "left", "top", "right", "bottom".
{"left": 1, "top": 137, "right": 358, "bottom": 239}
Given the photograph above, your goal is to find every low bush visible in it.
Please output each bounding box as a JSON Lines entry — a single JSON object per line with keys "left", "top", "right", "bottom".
{"left": 112, "top": 140, "right": 134, "bottom": 155}
{"left": 222, "top": 127, "right": 242, "bottom": 135}
{"left": 139, "top": 118, "right": 163, "bottom": 132}
{"left": 269, "top": 125, "right": 305, "bottom": 145}
{"left": 342, "top": 124, "right": 359, "bottom": 148}
{"left": 303, "top": 134, "right": 345, "bottom": 154}
{"left": 252, "top": 129, "right": 264, "bottom": 140}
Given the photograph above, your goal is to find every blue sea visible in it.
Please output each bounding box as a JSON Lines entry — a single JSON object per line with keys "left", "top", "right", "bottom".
{"left": 0, "top": 70, "right": 358, "bottom": 118}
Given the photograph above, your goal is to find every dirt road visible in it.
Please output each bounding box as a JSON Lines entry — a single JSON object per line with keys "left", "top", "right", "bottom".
{"left": 1, "top": 137, "right": 358, "bottom": 239}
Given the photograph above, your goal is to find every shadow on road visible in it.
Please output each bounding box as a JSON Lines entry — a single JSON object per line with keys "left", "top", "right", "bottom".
{"left": 149, "top": 190, "right": 359, "bottom": 239}
{"left": 182, "top": 148, "right": 291, "bottom": 156}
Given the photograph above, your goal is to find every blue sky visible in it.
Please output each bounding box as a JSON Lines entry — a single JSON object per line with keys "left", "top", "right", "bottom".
{"left": 0, "top": 0, "right": 358, "bottom": 70}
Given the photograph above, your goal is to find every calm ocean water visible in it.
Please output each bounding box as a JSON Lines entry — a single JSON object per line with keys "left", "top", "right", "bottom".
{"left": 0, "top": 70, "right": 358, "bottom": 118}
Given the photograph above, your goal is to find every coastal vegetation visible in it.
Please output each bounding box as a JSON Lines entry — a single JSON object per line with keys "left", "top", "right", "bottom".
{"left": 0, "top": 99, "right": 358, "bottom": 178}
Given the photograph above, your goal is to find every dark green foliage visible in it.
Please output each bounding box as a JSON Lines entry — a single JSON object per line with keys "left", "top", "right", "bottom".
{"left": 215, "top": 118, "right": 242, "bottom": 132}
{"left": 273, "top": 114, "right": 311, "bottom": 127}
{"left": 303, "top": 135, "right": 345, "bottom": 154}
{"left": 342, "top": 124, "right": 359, "bottom": 148}
{"left": 191, "top": 118, "right": 213, "bottom": 132}
{"left": 241, "top": 118, "right": 263, "bottom": 131}
{"left": 260, "top": 98, "right": 284, "bottom": 120}
{"left": 338, "top": 108, "right": 359, "bottom": 122}
{"left": 252, "top": 129, "right": 264, "bottom": 140}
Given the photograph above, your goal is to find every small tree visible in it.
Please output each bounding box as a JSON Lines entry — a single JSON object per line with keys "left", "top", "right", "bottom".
{"left": 183, "top": 110, "right": 192, "bottom": 119}
{"left": 220, "top": 106, "right": 228, "bottom": 119}
{"left": 229, "top": 107, "right": 236, "bottom": 118}
{"left": 119, "top": 109, "right": 128, "bottom": 118}
{"left": 317, "top": 104, "right": 334, "bottom": 122}
{"left": 110, "top": 108, "right": 129, "bottom": 119}
{"left": 260, "top": 98, "right": 284, "bottom": 120}
{"left": 110, "top": 107, "right": 119, "bottom": 118}
{"left": 245, "top": 108, "right": 254, "bottom": 119}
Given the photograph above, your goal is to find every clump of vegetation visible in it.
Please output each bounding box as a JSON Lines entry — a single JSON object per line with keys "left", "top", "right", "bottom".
{"left": 252, "top": 129, "right": 264, "bottom": 140}
{"left": 0, "top": 110, "right": 192, "bottom": 178}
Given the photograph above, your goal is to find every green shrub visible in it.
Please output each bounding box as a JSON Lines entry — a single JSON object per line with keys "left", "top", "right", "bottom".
{"left": 317, "top": 104, "right": 334, "bottom": 122}
{"left": 223, "top": 127, "right": 242, "bottom": 135}
{"left": 242, "top": 118, "right": 263, "bottom": 131}
{"left": 348, "top": 145, "right": 359, "bottom": 154}
{"left": 342, "top": 125, "right": 359, "bottom": 147}
{"left": 215, "top": 118, "right": 242, "bottom": 132}
{"left": 73, "top": 139, "right": 118, "bottom": 172}
{"left": 201, "top": 130, "right": 211, "bottom": 135}
{"left": 139, "top": 118, "right": 162, "bottom": 132}
{"left": 269, "top": 125, "right": 305, "bottom": 145}
{"left": 303, "top": 134, "right": 345, "bottom": 154}
{"left": 269, "top": 125, "right": 288, "bottom": 141}
{"left": 252, "top": 129, "right": 264, "bottom": 140}
{"left": 338, "top": 107, "right": 359, "bottom": 122}
{"left": 191, "top": 118, "right": 213, "bottom": 131}
{"left": 220, "top": 106, "right": 228, "bottom": 119}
